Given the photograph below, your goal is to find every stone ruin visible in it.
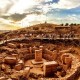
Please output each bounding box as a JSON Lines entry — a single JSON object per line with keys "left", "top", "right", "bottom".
{"left": 0, "top": 54, "right": 30, "bottom": 80}
{"left": 0, "top": 42, "right": 79, "bottom": 80}
{"left": 43, "top": 61, "right": 58, "bottom": 76}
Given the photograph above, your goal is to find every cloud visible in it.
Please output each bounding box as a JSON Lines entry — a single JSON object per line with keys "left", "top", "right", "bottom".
{"left": 17, "top": 14, "right": 47, "bottom": 27}
{"left": 0, "top": 0, "right": 43, "bottom": 15}
{"left": 0, "top": 0, "right": 80, "bottom": 29}
{"left": 1, "top": 0, "right": 80, "bottom": 15}
{"left": 0, "top": 0, "right": 17, "bottom": 15}
{"left": 8, "top": 0, "right": 41, "bottom": 14}
{"left": 51, "top": 0, "right": 80, "bottom": 9}
{"left": 45, "top": 0, "right": 53, "bottom": 2}
{"left": 38, "top": 4, "right": 52, "bottom": 14}
{"left": 0, "top": 18, "right": 20, "bottom": 30}
{"left": 52, "top": 14, "right": 80, "bottom": 24}
{"left": 66, "top": 14, "right": 78, "bottom": 21}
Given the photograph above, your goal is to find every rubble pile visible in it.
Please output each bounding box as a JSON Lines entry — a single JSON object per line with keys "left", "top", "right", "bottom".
{"left": 0, "top": 54, "right": 30, "bottom": 80}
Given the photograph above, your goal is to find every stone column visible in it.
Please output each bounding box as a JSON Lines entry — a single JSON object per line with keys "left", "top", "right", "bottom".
{"left": 29, "top": 47, "right": 32, "bottom": 54}
{"left": 35, "top": 49, "right": 42, "bottom": 62}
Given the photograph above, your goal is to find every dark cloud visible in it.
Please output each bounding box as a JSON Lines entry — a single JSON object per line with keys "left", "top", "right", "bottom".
{"left": 0, "top": 0, "right": 17, "bottom": 15}
{"left": 1, "top": 11, "right": 42, "bottom": 22}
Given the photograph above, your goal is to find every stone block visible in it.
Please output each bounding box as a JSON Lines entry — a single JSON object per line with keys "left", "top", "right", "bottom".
{"left": 0, "top": 57, "right": 4, "bottom": 64}
{"left": 7, "top": 78, "right": 12, "bottom": 80}
{"left": 39, "top": 46, "right": 44, "bottom": 50}
{"left": 14, "top": 64, "right": 23, "bottom": 71}
{"left": 39, "top": 46, "right": 45, "bottom": 53}
{"left": 62, "top": 64, "right": 68, "bottom": 71}
{"left": 29, "top": 47, "right": 32, "bottom": 54}
{"left": 11, "top": 54, "right": 18, "bottom": 59}
{"left": 1, "top": 64, "right": 6, "bottom": 70}
{"left": 61, "top": 54, "right": 69, "bottom": 64}
{"left": 8, "top": 43, "right": 16, "bottom": 48}
{"left": 32, "top": 46, "right": 37, "bottom": 53}
{"left": 44, "top": 49, "right": 53, "bottom": 54}
{"left": 18, "top": 60, "right": 24, "bottom": 65}
{"left": 20, "top": 44, "right": 23, "bottom": 48}
{"left": 0, "top": 77, "right": 6, "bottom": 80}
{"left": 4, "top": 57, "right": 17, "bottom": 65}
{"left": 43, "top": 61, "right": 58, "bottom": 76}
{"left": 35, "top": 49, "right": 42, "bottom": 62}
{"left": 65, "top": 57, "right": 72, "bottom": 67}
{"left": 11, "top": 67, "right": 30, "bottom": 79}
{"left": 14, "top": 60, "right": 24, "bottom": 71}
{"left": 31, "top": 59, "right": 44, "bottom": 65}
{"left": 52, "top": 51, "right": 58, "bottom": 60}
{"left": 23, "top": 67, "right": 30, "bottom": 78}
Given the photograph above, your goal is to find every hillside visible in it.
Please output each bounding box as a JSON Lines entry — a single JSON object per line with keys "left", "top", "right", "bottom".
{"left": 18, "top": 23, "right": 58, "bottom": 32}
{"left": 0, "top": 23, "right": 80, "bottom": 41}
{"left": 0, "top": 23, "right": 58, "bottom": 39}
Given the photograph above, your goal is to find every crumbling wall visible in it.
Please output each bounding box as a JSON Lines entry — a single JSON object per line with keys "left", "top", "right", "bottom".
{"left": 38, "top": 62, "right": 80, "bottom": 80}
{"left": 67, "top": 64, "right": 80, "bottom": 80}
{"left": 43, "top": 49, "right": 58, "bottom": 61}
{"left": 24, "top": 54, "right": 35, "bottom": 60}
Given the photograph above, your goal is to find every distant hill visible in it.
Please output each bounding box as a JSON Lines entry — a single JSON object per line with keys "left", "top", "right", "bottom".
{"left": 0, "top": 23, "right": 58, "bottom": 40}
{"left": 0, "top": 23, "right": 80, "bottom": 41}
{"left": 18, "top": 23, "right": 58, "bottom": 32}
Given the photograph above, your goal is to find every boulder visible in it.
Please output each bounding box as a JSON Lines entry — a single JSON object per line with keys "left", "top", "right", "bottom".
{"left": 20, "top": 44, "right": 23, "bottom": 48}
{"left": 0, "top": 77, "right": 6, "bottom": 80}
{"left": 1, "top": 64, "right": 6, "bottom": 70}
{"left": 14, "top": 64, "right": 23, "bottom": 71}
{"left": 7, "top": 43, "right": 16, "bottom": 48}
{"left": 7, "top": 78, "right": 12, "bottom": 80}
{"left": 22, "top": 67, "right": 30, "bottom": 78}
{"left": 1, "top": 64, "right": 11, "bottom": 74}
{"left": 11, "top": 67, "right": 30, "bottom": 80}
{"left": 11, "top": 54, "right": 18, "bottom": 59}
{"left": 18, "top": 60, "right": 24, "bottom": 65}
{"left": 0, "top": 57, "right": 4, "bottom": 64}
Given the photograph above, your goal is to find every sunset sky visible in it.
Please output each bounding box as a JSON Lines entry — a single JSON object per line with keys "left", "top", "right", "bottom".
{"left": 0, "top": 0, "right": 80, "bottom": 30}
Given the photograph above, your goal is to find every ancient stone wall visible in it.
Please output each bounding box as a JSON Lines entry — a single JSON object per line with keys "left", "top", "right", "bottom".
{"left": 43, "top": 49, "right": 57, "bottom": 61}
